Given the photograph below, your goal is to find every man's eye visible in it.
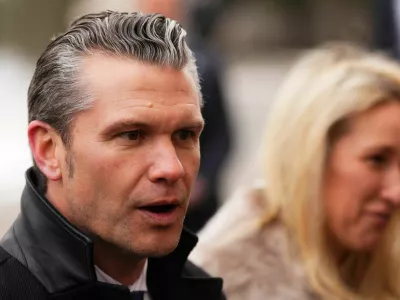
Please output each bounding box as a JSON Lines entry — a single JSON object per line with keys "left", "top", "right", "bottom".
{"left": 173, "top": 130, "right": 198, "bottom": 147}
{"left": 177, "top": 130, "right": 193, "bottom": 140}
{"left": 119, "top": 131, "right": 143, "bottom": 141}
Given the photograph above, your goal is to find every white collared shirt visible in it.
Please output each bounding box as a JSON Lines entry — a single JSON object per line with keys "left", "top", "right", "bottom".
{"left": 95, "top": 260, "right": 151, "bottom": 300}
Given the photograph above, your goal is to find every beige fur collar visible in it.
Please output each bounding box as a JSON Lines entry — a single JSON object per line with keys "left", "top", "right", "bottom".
{"left": 190, "top": 186, "right": 320, "bottom": 300}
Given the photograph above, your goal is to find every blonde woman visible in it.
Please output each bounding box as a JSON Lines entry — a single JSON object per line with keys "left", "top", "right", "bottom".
{"left": 190, "top": 44, "right": 400, "bottom": 300}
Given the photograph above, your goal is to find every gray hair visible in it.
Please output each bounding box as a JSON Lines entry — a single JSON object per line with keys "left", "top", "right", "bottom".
{"left": 28, "top": 10, "right": 200, "bottom": 189}
{"left": 28, "top": 10, "right": 200, "bottom": 144}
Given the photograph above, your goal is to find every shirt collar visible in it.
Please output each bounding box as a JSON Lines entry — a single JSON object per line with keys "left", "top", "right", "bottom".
{"left": 95, "top": 260, "right": 148, "bottom": 292}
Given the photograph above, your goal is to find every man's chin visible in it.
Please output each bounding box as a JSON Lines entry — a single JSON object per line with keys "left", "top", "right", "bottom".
{"left": 147, "top": 248, "right": 176, "bottom": 258}
{"left": 124, "top": 232, "right": 182, "bottom": 258}
{"left": 145, "top": 224, "right": 183, "bottom": 255}
{"left": 111, "top": 224, "right": 184, "bottom": 257}
{"left": 143, "top": 238, "right": 181, "bottom": 257}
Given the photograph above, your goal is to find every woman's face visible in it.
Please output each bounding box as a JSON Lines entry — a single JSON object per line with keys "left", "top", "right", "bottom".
{"left": 323, "top": 101, "right": 400, "bottom": 253}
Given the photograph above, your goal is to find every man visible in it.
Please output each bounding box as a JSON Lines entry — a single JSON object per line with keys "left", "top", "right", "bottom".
{"left": 0, "top": 11, "right": 224, "bottom": 300}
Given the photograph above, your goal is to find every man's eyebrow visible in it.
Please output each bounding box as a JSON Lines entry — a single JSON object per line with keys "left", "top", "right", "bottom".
{"left": 179, "top": 119, "right": 205, "bottom": 129}
{"left": 101, "top": 118, "right": 205, "bottom": 136}
{"left": 101, "top": 120, "right": 151, "bottom": 136}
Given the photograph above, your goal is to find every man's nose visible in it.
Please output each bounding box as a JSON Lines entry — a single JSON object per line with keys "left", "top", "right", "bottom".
{"left": 148, "top": 140, "right": 185, "bottom": 184}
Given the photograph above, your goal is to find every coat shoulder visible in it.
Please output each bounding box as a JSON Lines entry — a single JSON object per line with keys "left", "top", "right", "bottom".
{"left": 0, "top": 246, "right": 48, "bottom": 300}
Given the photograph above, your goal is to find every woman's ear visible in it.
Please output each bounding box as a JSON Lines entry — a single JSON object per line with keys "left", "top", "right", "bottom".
{"left": 28, "top": 120, "right": 62, "bottom": 181}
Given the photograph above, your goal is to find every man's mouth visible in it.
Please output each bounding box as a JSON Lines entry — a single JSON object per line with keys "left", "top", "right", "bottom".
{"left": 137, "top": 200, "right": 181, "bottom": 225}
{"left": 140, "top": 204, "right": 178, "bottom": 214}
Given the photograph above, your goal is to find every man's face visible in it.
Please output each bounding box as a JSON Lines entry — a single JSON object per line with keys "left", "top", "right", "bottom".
{"left": 54, "top": 53, "right": 203, "bottom": 257}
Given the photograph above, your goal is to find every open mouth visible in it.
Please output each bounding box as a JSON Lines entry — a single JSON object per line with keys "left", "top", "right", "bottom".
{"left": 138, "top": 203, "right": 180, "bottom": 225}
{"left": 139, "top": 204, "right": 178, "bottom": 214}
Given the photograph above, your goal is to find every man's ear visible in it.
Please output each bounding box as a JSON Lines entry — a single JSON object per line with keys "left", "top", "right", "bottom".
{"left": 28, "top": 120, "right": 63, "bottom": 181}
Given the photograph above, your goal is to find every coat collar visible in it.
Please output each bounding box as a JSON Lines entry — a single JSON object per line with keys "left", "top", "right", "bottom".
{"left": 1, "top": 168, "right": 222, "bottom": 299}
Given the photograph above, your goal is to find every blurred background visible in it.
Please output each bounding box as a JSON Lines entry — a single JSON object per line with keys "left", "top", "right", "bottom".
{"left": 0, "top": 0, "right": 382, "bottom": 234}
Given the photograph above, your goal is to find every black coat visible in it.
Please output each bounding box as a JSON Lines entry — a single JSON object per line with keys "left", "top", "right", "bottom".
{"left": 0, "top": 168, "right": 225, "bottom": 300}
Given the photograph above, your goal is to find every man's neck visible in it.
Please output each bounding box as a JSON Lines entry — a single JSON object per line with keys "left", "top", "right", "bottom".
{"left": 94, "top": 240, "right": 146, "bottom": 286}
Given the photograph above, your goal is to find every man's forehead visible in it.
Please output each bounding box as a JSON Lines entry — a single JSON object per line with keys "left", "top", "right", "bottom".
{"left": 79, "top": 52, "right": 200, "bottom": 107}
{"left": 90, "top": 85, "right": 197, "bottom": 106}
{"left": 112, "top": 100, "right": 202, "bottom": 118}
{"left": 81, "top": 53, "right": 192, "bottom": 84}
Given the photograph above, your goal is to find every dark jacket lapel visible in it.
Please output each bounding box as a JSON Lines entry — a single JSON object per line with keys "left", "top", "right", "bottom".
{"left": 147, "top": 230, "right": 224, "bottom": 300}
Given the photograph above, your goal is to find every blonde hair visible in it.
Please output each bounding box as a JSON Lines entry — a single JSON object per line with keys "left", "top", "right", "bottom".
{"left": 261, "top": 43, "right": 400, "bottom": 300}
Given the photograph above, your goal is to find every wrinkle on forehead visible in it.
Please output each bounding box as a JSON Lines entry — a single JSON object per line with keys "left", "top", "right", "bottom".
{"left": 113, "top": 103, "right": 200, "bottom": 112}
{"left": 124, "top": 87, "right": 193, "bottom": 94}
{"left": 110, "top": 92, "right": 199, "bottom": 107}
{"left": 111, "top": 102, "right": 202, "bottom": 118}
{"left": 90, "top": 77, "right": 200, "bottom": 109}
